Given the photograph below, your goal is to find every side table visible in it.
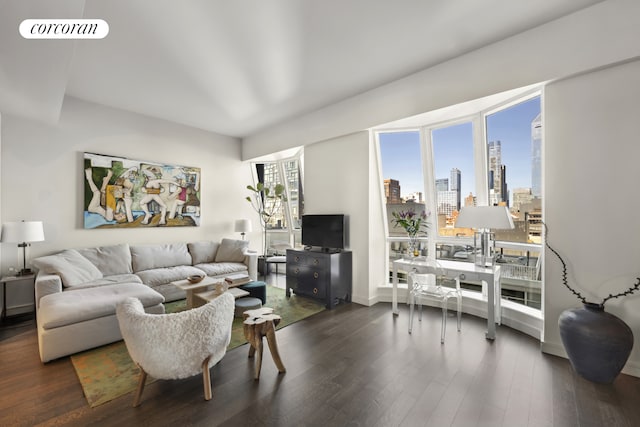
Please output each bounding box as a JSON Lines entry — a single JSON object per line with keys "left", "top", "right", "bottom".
{"left": 243, "top": 307, "right": 286, "bottom": 379}
{"left": 1, "top": 274, "right": 36, "bottom": 322}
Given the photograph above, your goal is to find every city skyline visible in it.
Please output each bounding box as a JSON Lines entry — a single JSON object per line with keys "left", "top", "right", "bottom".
{"left": 379, "top": 96, "right": 541, "bottom": 205}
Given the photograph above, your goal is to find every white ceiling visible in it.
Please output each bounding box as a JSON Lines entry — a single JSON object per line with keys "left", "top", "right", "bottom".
{"left": 0, "top": 0, "right": 603, "bottom": 138}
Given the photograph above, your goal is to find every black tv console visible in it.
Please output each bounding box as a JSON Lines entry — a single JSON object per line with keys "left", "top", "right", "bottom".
{"left": 285, "top": 249, "right": 352, "bottom": 309}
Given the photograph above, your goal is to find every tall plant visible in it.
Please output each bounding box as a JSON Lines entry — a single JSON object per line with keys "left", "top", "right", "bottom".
{"left": 246, "top": 182, "right": 287, "bottom": 259}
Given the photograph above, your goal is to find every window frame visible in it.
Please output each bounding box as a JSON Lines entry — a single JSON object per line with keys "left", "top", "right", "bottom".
{"left": 250, "top": 150, "right": 304, "bottom": 248}
{"left": 375, "top": 89, "right": 543, "bottom": 312}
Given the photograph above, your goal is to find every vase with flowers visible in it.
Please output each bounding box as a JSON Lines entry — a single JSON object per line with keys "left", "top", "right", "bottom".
{"left": 391, "top": 209, "right": 430, "bottom": 257}
{"left": 546, "top": 222, "right": 640, "bottom": 383}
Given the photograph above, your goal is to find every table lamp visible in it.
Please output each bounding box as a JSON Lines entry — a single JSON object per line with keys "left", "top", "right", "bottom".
{"left": 234, "top": 219, "right": 252, "bottom": 240}
{"left": 1, "top": 220, "right": 45, "bottom": 276}
{"left": 455, "top": 206, "right": 514, "bottom": 267}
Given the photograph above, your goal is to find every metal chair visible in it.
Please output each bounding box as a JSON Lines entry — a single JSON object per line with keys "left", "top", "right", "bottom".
{"left": 265, "top": 241, "right": 292, "bottom": 275}
{"left": 408, "top": 258, "right": 462, "bottom": 343}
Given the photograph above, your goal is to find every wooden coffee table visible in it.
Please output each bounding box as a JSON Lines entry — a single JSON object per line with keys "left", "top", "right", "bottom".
{"left": 193, "top": 287, "right": 249, "bottom": 308}
{"left": 171, "top": 276, "right": 221, "bottom": 309}
{"left": 171, "top": 276, "right": 251, "bottom": 308}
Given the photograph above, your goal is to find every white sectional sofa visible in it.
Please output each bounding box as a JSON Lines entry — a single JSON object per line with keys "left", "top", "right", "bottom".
{"left": 33, "top": 238, "right": 257, "bottom": 362}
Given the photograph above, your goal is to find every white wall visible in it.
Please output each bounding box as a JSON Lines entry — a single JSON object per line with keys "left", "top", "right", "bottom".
{"left": 543, "top": 59, "right": 640, "bottom": 376}
{"left": 303, "top": 132, "right": 377, "bottom": 305}
{"left": 0, "top": 97, "right": 258, "bottom": 314}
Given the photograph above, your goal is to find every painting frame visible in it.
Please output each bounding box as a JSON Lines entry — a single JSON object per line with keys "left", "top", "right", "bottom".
{"left": 83, "top": 152, "right": 201, "bottom": 229}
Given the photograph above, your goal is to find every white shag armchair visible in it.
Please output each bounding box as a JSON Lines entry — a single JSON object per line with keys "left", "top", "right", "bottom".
{"left": 116, "top": 292, "right": 235, "bottom": 407}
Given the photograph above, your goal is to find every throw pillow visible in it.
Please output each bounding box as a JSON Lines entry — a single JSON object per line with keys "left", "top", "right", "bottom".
{"left": 77, "top": 243, "right": 133, "bottom": 276}
{"left": 33, "top": 249, "right": 103, "bottom": 288}
{"left": 130, "top": 243, "right": 191, "bottom": 272}
{"left": 188, "top": 241, "right": 220, "bottom": 265}
{"left": 214, "top": 238, "right": 248, "bottom": 263}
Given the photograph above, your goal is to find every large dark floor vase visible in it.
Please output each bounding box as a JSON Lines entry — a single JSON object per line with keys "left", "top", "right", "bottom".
{"left": 559, "top": 302, "right": 634, "bottom": 384}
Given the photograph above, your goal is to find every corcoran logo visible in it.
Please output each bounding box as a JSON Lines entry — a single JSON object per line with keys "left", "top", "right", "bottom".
{"left": 19, "top": 19, "right": 109, "bottom": 39}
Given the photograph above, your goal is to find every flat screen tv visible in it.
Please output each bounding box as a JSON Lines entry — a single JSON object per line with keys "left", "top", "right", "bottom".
{"left": 301, "top": 214, "right": 345, "bottom": 250}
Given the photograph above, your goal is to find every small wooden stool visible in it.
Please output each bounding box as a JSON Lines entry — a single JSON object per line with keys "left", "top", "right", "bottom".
{"left": 242, "top": 307, "right": 286, "bottom": 380}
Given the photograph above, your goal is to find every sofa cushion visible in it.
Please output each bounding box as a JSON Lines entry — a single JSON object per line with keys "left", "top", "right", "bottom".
{"left": 33, "top": 249, "right": 103, "bottom": 288}
{"left": 38, "top": 283, "right": 164, "bottom": 330}
{"left": 188, "top": 241, "right": 220, "bottom": 265}
{"left": 194, "top": 262, "right": 248, "bottom": 277}
{"left": 135, "top": 265, "right": 205, "bottom": 288}
{"left": 77, "top": 243, "right": 133, "bottom": 276}
{"left": 130, "top": 243, "right": 192, "bottom": 272}
{"left": 62, "top": 274, "right": 143, "bottom": 290}
{"left": 214, "top": 238, "right": 248, "bottom": 263}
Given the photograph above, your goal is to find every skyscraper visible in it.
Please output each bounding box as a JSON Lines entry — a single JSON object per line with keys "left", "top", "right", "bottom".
{"left": 531, "top": 113, "right": 542, "bottom": 198}
{"left": 435, "top": 178, "right": 448, "bottom": 192}
{"left": 500, "top": 164, "right": 508, "bottom": 206}
{"left": 450, "top": 168, "right": 461, "bottom": 210}
{"left": 488, "top": 141, "right": 503, "bottom": 202}
{"left": 384, "top": 179, "right": 401, "bottom": 204}
{"left": 437, "top": 191, "right": 458, "bottom": 216}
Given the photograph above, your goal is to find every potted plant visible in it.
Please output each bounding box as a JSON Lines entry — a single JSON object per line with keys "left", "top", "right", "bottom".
{"left": 245, "top": 183, "right": 287, "bottom": 275}
{"left": 390, "top": 209, "right": 430, "bottom": 256}
{"left": 546, "top": 223, "right": 640, "bottom": 383}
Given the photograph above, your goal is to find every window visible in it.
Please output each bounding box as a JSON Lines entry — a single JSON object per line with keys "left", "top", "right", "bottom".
{"left": 377, "top": 131, "right": 428, "bottom": 260}
{"left": 252, "top": 151, "right": 304, "bottom": 250}
{"left": 376, "top": 92, "right": 543, "bottom": 310}
{"left": 431, "top": 121, "right": 476, "bottom": 238}
{"left": 283, "top": 159, "right": 303, "bottom": 229}
{"left": 261, "top": 163, "right": 287, "bottom": 229}
{"left": 484, "top": 97, "right": 542, "bottom": 308}
{"left": 485, "top": 96, "right": 542, "bottom": 244}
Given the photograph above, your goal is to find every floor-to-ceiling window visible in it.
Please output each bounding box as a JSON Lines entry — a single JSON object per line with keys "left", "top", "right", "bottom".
{"left": 484, "top": 95, "right": 542, "bottom": 308}
{"left": 376, "top": 91, "right": 542, "bottom": 310}
{"left": 251, "top": 151, "right": 304, "bottom": 252}
{"left": 378, "top": 130, "right": 426, "bottom": 262}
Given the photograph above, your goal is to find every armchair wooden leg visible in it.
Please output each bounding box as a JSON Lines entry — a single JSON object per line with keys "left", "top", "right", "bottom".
{"left": 133, "top": 365, "right": 148, "bottom": 407}
{"left": 202, "top": 356, "right": 212, "bottom": 401}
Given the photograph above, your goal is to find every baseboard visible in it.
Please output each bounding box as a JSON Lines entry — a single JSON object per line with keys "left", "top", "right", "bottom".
{"left": 351, "top": 294, "right": 376, "bottom": 307}
{"left": 541, "top": 340, "right": 640, "bottom": 378}
{"left": 622, "top": 360, "right": 640, "bottom": 377}
{"left": 500, "top": 316, "right": 541, "bottom": 340}
{"left": 540, "top": 341, "right": 567, "bottom": 358}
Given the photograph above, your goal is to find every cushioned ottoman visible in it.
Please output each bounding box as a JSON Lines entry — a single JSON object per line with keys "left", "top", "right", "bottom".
{"left": 238, "top": 280, "right": 267, "bottom": 304}
{"left": 37, "top": 283, "right": 165, "bottom": 362}
{"left": 234, "top": 297, "right": 262, "bottom": 318}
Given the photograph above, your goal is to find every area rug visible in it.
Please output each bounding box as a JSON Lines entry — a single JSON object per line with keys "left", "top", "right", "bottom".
{"left": 70, "top": 286, "right": 325, "bottom": 408}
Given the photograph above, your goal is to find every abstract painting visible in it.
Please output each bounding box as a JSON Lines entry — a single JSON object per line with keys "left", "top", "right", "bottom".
{"left": 84, "top": 152, "right": 201, "bottom": 229}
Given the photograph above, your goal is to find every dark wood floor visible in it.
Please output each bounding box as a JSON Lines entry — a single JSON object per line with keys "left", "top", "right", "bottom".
{"left": 2, "top": 276, "right": 640, "bottom": 426}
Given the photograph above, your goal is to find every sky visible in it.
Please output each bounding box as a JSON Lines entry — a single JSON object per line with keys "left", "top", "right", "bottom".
{"left": 379, "top": 96, "right": 541, "bottom": 203}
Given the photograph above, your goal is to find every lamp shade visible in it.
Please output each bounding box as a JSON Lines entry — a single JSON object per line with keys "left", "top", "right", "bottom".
{"left": 455, "top": 206, "right": 514, "bottom": 230}
{"left": 1, "top": 221, "right": 45, "bottom": 243}
{"left": 234, "top": 219, "right": 252, "bottom": 233}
